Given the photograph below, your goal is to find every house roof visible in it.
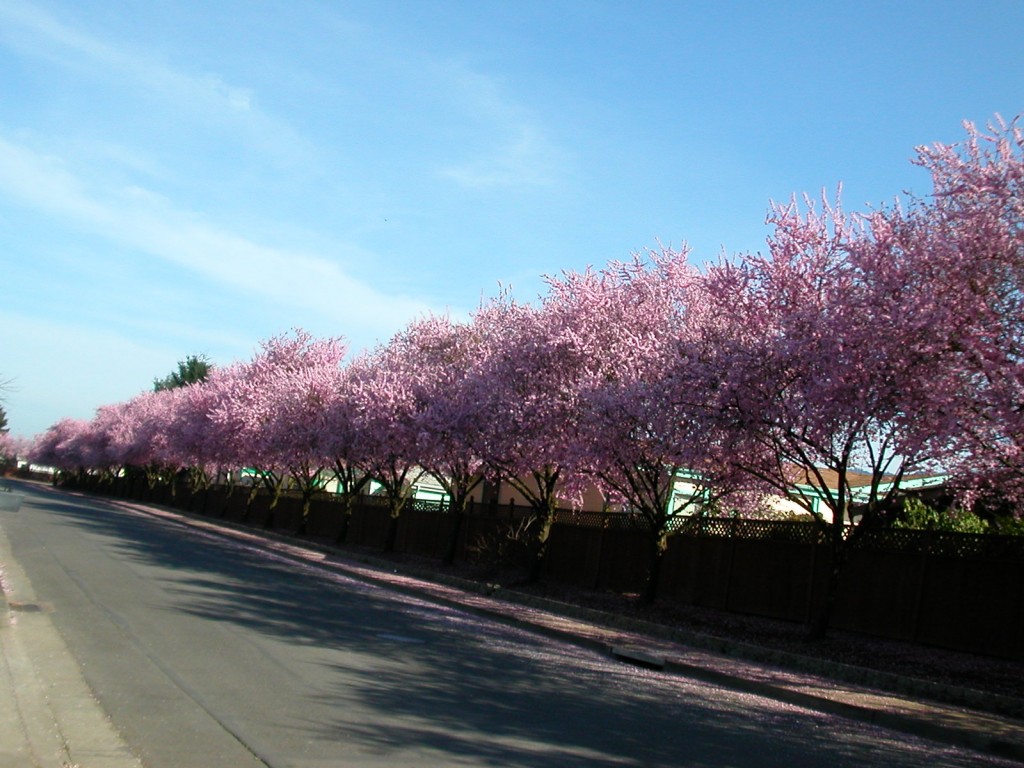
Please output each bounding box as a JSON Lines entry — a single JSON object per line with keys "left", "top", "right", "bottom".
{"left": 788, "top": 466, "right": 946, "bottom": 492}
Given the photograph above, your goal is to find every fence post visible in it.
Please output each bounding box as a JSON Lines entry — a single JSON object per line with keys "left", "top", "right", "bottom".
{"left": 804, "top": 540, "right": 819, "bottom": 625}
{"left": 723, "top": 533, "right": 737, "bottom": 612}
{"left": 910, "top": 548, "right": 929, "bottom": 643}
{"left": 592, "top": 513, "right": 609, "bottom": 590}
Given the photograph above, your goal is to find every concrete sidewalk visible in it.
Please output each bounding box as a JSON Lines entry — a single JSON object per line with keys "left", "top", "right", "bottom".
{"left": 0, "top": 490, "right": 142, "bottom": 768}
{"left": 4, "top": 485, "right": 1024, "bottom": 765}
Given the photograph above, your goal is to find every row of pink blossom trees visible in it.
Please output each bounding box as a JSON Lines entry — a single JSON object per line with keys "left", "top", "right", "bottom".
{"left": 27, "top": 117, "right": 1024, "bottom": 624}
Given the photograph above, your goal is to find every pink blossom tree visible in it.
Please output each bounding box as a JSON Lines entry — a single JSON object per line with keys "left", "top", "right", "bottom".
{"left": 188, "top": 361, "right": 263, "bottom": 504}
{"left": 343, "top": 339, "right": 426, "bottom": 552}
{"left": 30, "top": 416, "right": 114, "bottom": 488}
{"left": 253, "top": 331, "right": 348, "bottom": 532}
{"left": 209, "top": 330, "right": 347, "bottom": 530}
{"left": 465, "top": 293, "right": 585, "bottom": 582}
{"left": 697, "top": 187, "right": 969, "bottom": 636}
{"left": 107, "top": 393, "right": 165, "bottom": 496}
{"left": 205, "top": 359, "right": 284, "bottom": 518}
{"left": 76, "top": 406, "right": 131, "bottom": 491}
{"left": 321, "top": 364, "right": 374, "bottom": 543}
{"left": 563, "top": 250, "right": 761, "bottom": 602}
{"left": 901, "top": 117, "right": 1024, "bottom": 506}
{"left": 157, "top": 381, "right": 224, "bottom": 497}
{"left": 389, "top": 313, "right": 490, "bottom": 564}
{"left": 27, "top": 419, "right": 87, "bottom": 474}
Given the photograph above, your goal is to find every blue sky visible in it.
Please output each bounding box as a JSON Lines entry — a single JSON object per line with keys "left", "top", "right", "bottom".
{"left": 1, "top": 0, "right": 1022, "bottom": 438}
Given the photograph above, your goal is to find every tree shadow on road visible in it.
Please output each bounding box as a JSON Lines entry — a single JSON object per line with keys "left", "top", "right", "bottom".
{"left": 9, "top": 486, "right": 999, "bottom": 768}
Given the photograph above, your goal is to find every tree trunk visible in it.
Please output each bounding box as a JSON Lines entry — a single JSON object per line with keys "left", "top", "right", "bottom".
{"left": 296, "top": 493, "right": 312, "bottom": 536}
{"left": 807, "top": 522, "right": 847, "bottom": 639}
{"left": 263, "top": 485, "right": 281, "bottom": 530}
{"left": 641, "top": 528, "right": 668, "bottom": 605}
{"left": 384, "top": 510, "right": 400, "bottom": 553}
{"left": 242, "top": 484, "right": 259, "bottom": 523}
{"left": 220, "top": 482, "right": 235, "bottom": 517}
{"left": 442, "top": 495, "right": 469, "bottom": 566}
{"left": 442, "top": 508, "right": 463, "bottom": 566}
{"left": 336, "top": 499, "right": 353, "bottom": 544}
{"left": 527, "top": 507, "right": 554, "bottom": 584}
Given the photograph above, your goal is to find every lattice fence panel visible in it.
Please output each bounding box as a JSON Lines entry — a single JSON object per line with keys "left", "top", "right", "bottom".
{"left": 553, "top": 509, "right": 654, "bottom": 530}
{"left": 406, "top": 498, "right": 448, "bottom": 514}
{"left": 853, "top": 528, "right": 1024, "bottom": 559}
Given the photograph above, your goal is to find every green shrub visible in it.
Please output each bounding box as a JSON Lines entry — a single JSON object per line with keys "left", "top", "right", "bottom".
{"left": 991, "top": 515, "right": 1024, "bottom": 536}
{"left": 894, "top": 497, "right": 990, "bottom": 534}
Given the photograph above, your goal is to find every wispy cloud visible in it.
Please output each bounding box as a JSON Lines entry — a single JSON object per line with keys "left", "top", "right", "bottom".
{"left": 434, "top": 62, "right": 567, "bottom": 189}
{"left": 0, "top": 1, "right": 242, "bottom": 109}
{"left": 0, "top": 133, "right": 433, "bottom": 337}
{"left": 442, "top": 124, "right": 564, "bottom": 189}
{"left": 0, "top": 0, "right": 310, "bottom": 166}
{"left": 0, "top": 0, "right": 120, "bottom": 66}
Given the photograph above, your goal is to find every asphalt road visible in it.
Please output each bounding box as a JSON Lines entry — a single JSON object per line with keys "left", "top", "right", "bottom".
{"left": 0, "top": 482, "right": 1014, "bottom": 768}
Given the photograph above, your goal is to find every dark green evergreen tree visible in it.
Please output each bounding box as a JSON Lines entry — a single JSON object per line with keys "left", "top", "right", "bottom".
{"left": 154, "top": 355, "right": 212, "bottom": 391}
